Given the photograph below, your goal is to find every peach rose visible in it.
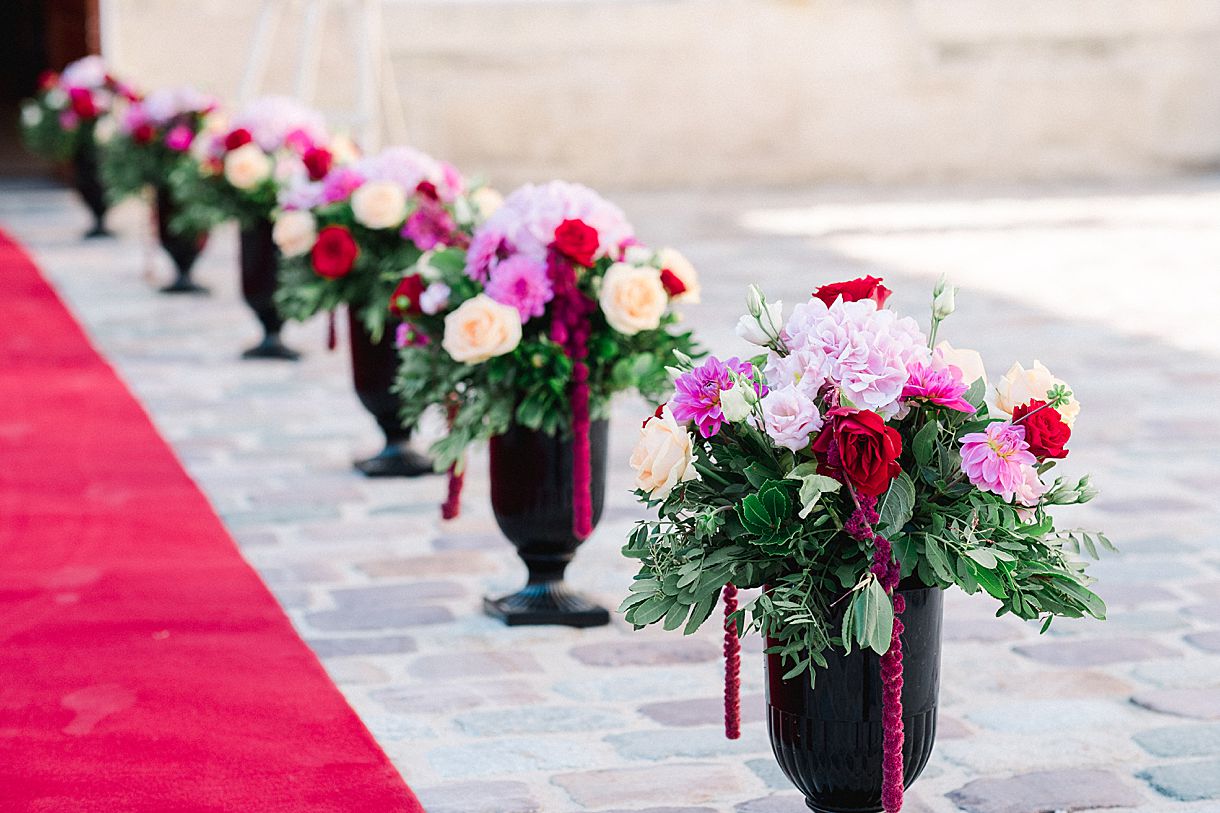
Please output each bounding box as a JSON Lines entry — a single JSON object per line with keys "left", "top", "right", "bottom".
{"left": 934, "top": 341, "right": 987, "bottom": 389}
{"left": 599, "top": 262, "right": 668, "bottom": 336}
{"left": 630, "top": 405, "right": 699, "bottom": 499}
{"left": 351, "top": 180, "right": 407, "bottom": 230}
{"left": 471, "top": 187, "right": 504, "bottom": 219}
{"left": 272, "top": 210, "right": 317, "bottom": 257}
{"left": 441, "top": 294, "right": 522, "bottom": 364}
{"left": 994, "top": 360, "right": 1079, "bottom": 427}
{"left": 657, "top": 247, "right": 701, "bottom": 304}
{"left": 223, "top": 143, "right": 273, "bottom": 190}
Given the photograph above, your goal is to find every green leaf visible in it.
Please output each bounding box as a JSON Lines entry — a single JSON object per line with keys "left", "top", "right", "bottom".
{"left": 877, "top": 472, "right": 916, "bottom": 538}
{"left": 866, "top": 579, "right": 895, "bottom": 655}
{"left": 912, "top": 419, "right": 939, "bottom": 468}
{"left": 786, "top": 463, "right": 842, "bottom": 519}
{"left": 964, "top": 548, "right": 998, "bottom": 569}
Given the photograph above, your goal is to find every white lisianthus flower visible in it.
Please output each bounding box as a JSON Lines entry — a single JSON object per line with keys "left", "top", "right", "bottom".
{"left": 92, "top": 115, "right": 117, "bottom": 145}
{"left": 44, "top": 88, "right": 68, "bottom": 111}
{"left": 223, "top": 143, "right": 273, "bottom": 190}
{"left": 630, "top": 405, "right": 699, "bottom": 500}
{"left": 719, "top": 384, "right": 753, "bottom": 424}
{"left": 272, "top": 210, "right": 317, "bottom": 257}
{"left": 351, "top": 180, "right": 408, "bottom": 230}
{"left": 657, "top": 247, "right": 701, "bottom": 304}
{"left": 622, "top": 245, "right": 654, "bottom": 266}
{"left": 736, "top": 300, "right": 784, "bottom": 347}
{"left": 933, "top": 341, "right": 987, "bottom": 389}
{"left": 20, "top": 103, "right": 43, "bottom": 128}
{"left": 994, "top": 360, "right": 1079, "bottom": 427}
{"left": 441, "top": 294, "right": 522, "bottom": 363}
{"left": 599, "top": 262, "right": 668, "bottom": 335}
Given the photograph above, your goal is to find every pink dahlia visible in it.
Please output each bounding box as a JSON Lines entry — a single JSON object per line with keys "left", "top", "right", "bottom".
{"left": 671, "top": 356, "right": 761, "bottom": 439}
{"left": 485, "top": 255, "right": 554, "bottom": 323}
{"left": 321, "top": 166, "right": 366, "bottom": 204}
{"left": 402, "top": 200, "right": 458, "bottom": 251}
{"left": 902, "top": 361, "right": 976, "bottom": 413}
{"left": 959, "top": 422, "right": 1037, "bottom": 502}
{"left": 782, "top": 298, "right": 929, "bottom": 416}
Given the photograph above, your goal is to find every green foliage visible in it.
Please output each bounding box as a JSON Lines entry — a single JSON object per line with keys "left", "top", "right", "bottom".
{"left": 621, "top": 380, "right": 1110, "bottom": 684}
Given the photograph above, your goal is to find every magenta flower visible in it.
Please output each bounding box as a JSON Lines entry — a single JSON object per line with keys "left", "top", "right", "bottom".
{"left": 959, "top": 421, "right": 1037, "bottom": 502}
{"left": 402, "top": 200, "right": 457, "bottom": 250}
{"left": 321, "top": 167, "right": 365, "bottom": 204}
{"left": 671, "top": 356, "right": 761, "bottom": 438}
{"left": 902, "top": 361, "right": 976, "bottom": 413}
{"left": 164, "top": 124, "right": 194, "bottom": 152}
{"left": 485, "top": 255, "right": 554, "bottom": 323}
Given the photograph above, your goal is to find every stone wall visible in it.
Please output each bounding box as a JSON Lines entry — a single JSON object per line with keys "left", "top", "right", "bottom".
{"left": 105, "top": 0, "right": 1220, "bottom": 187}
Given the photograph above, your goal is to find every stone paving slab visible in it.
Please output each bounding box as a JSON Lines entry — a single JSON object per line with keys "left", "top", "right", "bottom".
{"left": 5, "top": 178, "right": 1220, "bottom": 812}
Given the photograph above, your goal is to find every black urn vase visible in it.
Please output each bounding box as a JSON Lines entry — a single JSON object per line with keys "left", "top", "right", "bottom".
{"left": 239, "top": 217, "right": 298, "bottom": 360}
{"left": 766, "top": 582, "right": 943, "bottom": 813}
{"left": 154, "top": 186, "right": 209, "bottom": 295}
{"left": 71, "top": 137, "right": 110, "bottom": 239}
{"left": 348, "top": 311, "right": 433, "bottom": 477}
{"left": 485, "top": 420, "right": 610, "bottom": 628}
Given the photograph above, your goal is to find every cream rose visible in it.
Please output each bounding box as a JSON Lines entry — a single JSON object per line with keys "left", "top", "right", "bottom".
{"left": 272, "top": 210, "right": 317, "bottom": 257}
{"left": 223, "top": 143, "right": 272, "bottom": 190}
{"left": 630, "top": 406, "right": 699, "bottom": 499}
{"left": 934, "top": 341, "right": 987, "bottom": 388}
{"left": 351, "top": 180, "right": 408, "bottom": 230}
{"left": 330, "top": 133, "right": 361, "bottom": 166}
{"left": 994, "top": 360, "right": 1079, "bottom": 427}
{"left": 441, "top": 294, "right": 522, "bottom": 364}
{"left": 657, "top": 247, "right": 701, "bottom": 304}
{"left": 599, "top": 263, "right": 668, "bottom": 336}
{"left": 471, "top": 187, "right": 504, "bottom": 219}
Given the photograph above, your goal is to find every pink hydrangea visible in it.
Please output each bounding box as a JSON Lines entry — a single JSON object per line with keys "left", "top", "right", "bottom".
{"left": 902, "top": 361, "right": 976, "bottom": 413}
{"left": 230, "top": 96, "right": 328, "bottom": 153}
{"left": 357, "top": 146, "right": 457, "bottom": 202}
{"left": 464, "top": 181, "right": 634, "bottom": 281}
{"left": 321, "top": 167, "right": 366, "bottom": 204}
{"left": 485, "top": 255, "right": 554, "bottom": 323}
{"left": 959, "top": 422, "right": 1037, "bottom": 502}
{"left": 781, "top": 297, "right": 929, "bottom": 416}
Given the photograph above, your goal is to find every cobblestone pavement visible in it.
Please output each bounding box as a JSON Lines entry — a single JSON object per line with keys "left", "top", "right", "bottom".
{"left": 4, "top": 178, "right": 1220, "bottom": 813}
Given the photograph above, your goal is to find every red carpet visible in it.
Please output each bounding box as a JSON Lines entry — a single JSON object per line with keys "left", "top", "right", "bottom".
{"left": 0, "top": 231, "right": 424, "bottom": 812}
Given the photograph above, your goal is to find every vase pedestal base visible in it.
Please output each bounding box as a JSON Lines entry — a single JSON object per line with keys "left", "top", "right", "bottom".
{"left": 160, "top": 277, "right": 209, "bottom": 295}
{"left": 83, "top": 224, "right": 112, "bottom": 240}
{"left": 484, "top": 582, "right": 610, "bottom": 628}
{"left": 241, "top": 334, "right": 300, "bottom": 361}
{"left": 354, "top": 444, "right": 435, "bottom": 478}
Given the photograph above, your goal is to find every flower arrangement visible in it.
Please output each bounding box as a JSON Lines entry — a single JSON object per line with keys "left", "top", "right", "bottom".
{"left": 20, "top": 56, "right": 135, "bottom": 161}
{"left": 394, "top": 180, "right": 700, "bottom": 525}
{"left": 623, "top": 275, "right": 1108, "bottom": 812}
{"left": 168, "top": 95, "right": 340, "bottom": 231}
{"left": 274, "top": 146, "right": 496, "bottom": 341}
{"left": 99, "top": 86, "right": 218, "bottom": 201}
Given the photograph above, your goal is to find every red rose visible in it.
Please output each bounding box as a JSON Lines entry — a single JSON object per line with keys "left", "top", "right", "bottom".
{"left": 811, "top": 409, "right": 903, "bottom": 497}
{"left": 38, "top": 71, "right": 59, "bottom": 91}
{"left": 659, "top": 268, "right": 687, "bottom": 298}
{"left": 389, "top": 273, "right": 426, "bottom": 317}
{"left": 302, "top": 146, "right": 333, "bottom": 182}
{"left": 552, "top": 218, "right": 600, "bottom": 267}
{"left": 813, "top": 276, "right": 892, "bottom": 308}
{"left": 415, "top": 180, "right": 439, "bottom": 201}
{"left": 132, "top": 123, "right": 155, "bottom": 145}
{"left": 68, "top": 88, "right": 97, "bottom": 119}
{"left": 311, "top": 226, "right": 359, "bottom": 279}
{"left": 224, "top": 128, "right": 253, "bottom": 151}
{"left": 1011, "top": 400, "right": 1070, "bottom": 459}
